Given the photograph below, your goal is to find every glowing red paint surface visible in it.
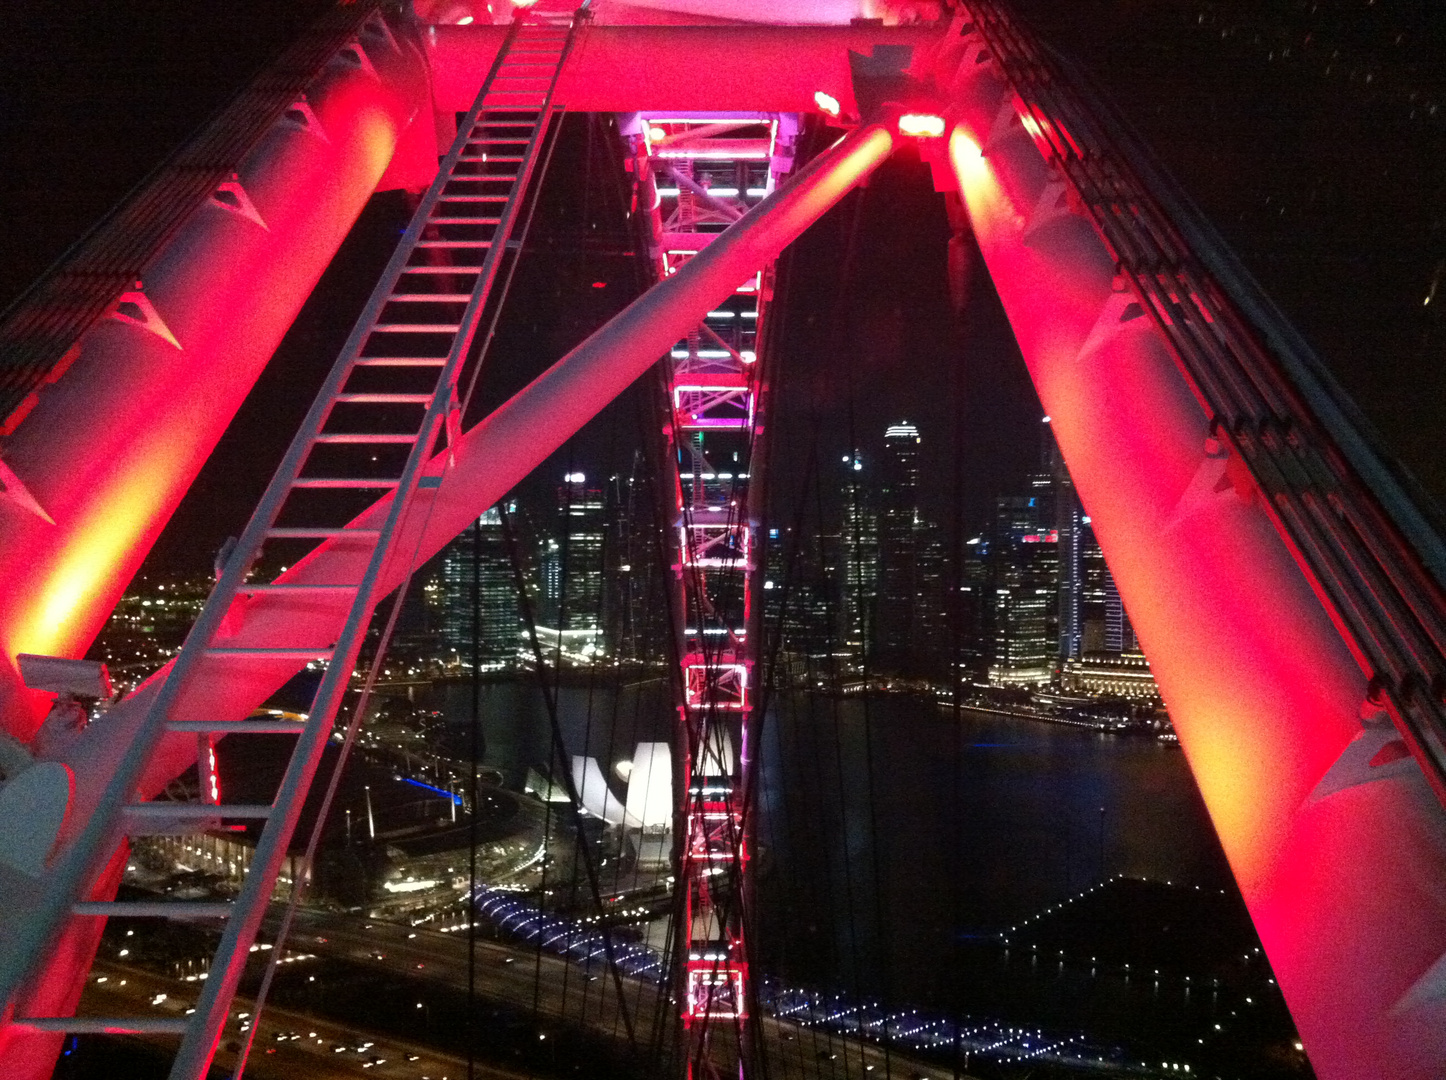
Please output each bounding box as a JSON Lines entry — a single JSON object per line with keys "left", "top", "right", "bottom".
{"left": 0, "top": 37, "right": 429, "bottom": 739}
{"left": 428, "top": 25, "right": 938, "bottom": 115}
{"left": 948, "top": 61, "right": 1446, "bottom": 1076}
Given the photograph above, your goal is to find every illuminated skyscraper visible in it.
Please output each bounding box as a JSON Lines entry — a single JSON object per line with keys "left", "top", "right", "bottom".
{"left": 603, "top": 463, "right": 665, "bottom": 664}
{"left": 839, "top": 450, "right": 876, "bottom": 672}
{"left": 875, "top": 422, "right": 920, "bottom": 670}
{"left": 914, "top": 517, "right": 951, "bottom": 678}
{"left": 440, "top": 504, "right": 521, "bottom": 671}
{"left": 956, "top": 535, "right": 991, "bottom": 683}
{"left": 1079, "top": 519, "right": 1138, "bottom": 656}
{"left": 987, "top": 494, "right": 1056, "bottom": 687}
{"left": 536, "top": 472, "right": 606, "bottom": 664}
{"left": 1035, "top": 422, "right": 1082, "bottom": 661}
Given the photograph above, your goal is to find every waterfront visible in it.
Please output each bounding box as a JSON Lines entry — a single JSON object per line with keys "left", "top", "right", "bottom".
{"left": 755, "top": 693, "right": 1230, "bottom": 999}
{"left": 421, "top": 679, "right": 1305, "bottom": 1075}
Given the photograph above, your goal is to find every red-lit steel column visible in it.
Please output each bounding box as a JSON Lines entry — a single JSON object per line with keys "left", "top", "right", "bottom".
{"left": 0, "top": 21, "right": 430, "bottom": 738}
{"left": 946, "top": 48, "right": 1446, "bottom": 1080}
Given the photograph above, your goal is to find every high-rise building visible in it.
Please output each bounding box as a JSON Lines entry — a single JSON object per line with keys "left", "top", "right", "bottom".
{"left": 875, "top": 422, "right": 920, "bottom": 671}
{"left": 1079, "top": 519, "right": 1111, "bottom": 655}
{"left": 439, "top": 504, "right": 521, "bottom": 671}
{"left": 1079, "top": 519, "right": 1139, "bottom": 656}
{"left": 913, "top": 517, "right": 951, "bottom": 679}
{"left": 1064, "top": 517, "right": 1157, "bottom": 701}
{"left": 987, "top": 494, "right": 1057, "bottom": 687}
{"left": 838, "top": 450, "right": 876, "bottom": 673}
{"left": 1026, "top": 421, "right": 1083, "bottom": 663}
{"left": 762, "top": 524, "right": 834, "bottom": 676}
{"left": 537, "top": 472, "right": 606, "bottom": 664}
{"left": 956, "top": 535, "right": 992, "bottom": 683}
{"left": 603, "top": 462, "right": 666, "bottom": 665}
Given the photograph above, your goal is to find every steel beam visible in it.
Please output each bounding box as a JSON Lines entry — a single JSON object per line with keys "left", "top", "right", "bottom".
{"left": 428, "top": 24, "right": 940, "bottom": 114}
{"left": 946, "top": 32, "right": 1446, "bottom": 1080}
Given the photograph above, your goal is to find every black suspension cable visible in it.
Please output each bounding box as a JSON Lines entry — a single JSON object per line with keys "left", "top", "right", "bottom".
{"left": 469, "top": 514, "right": 482, "bottom": 1080}
{"left": 500, "top": 497, "right": 644, "bottom": 1053}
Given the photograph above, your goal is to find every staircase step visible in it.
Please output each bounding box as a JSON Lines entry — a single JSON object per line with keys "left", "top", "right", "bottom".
{"left": 205, "top": 646, "right": 335, "bottom": 659}
{"left": 312, "top": 433, "right": 417, "bottom": 444}
{"left": 334, "top": 392, "right": 435, "bottom": 403}
{"left": 18, "top": 1017, "right": 191, "bottom": 1035}
{"left": 353, "top": 357, "right": 447, "bottom": 366}
{"left": 167, "top": 719, "right": 308, "bottom": 733}
{"left": 73, "top": 901, "right": 233, "bottom": 917}
{"left": 241, "top": 582, "right": 359, "bottom": 592}
{"left": 309, "top": 433, "right": 416, "bottom": 445}
{"left": 290, "top": 478, "right": 400, "bottom": 489}
{"left": 125, "top": 803, "right": 273, "bottom": 820}
{"left": 265, "top": 526, "right": 381, "bottom": 538}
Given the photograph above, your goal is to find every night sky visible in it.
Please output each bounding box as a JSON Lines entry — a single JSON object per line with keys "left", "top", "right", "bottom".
{"left": 1013, "top": 0, "right": 1446, "bottom": 506}
{"left": 1, "top": 0, "right": 1441, "bottom": 571}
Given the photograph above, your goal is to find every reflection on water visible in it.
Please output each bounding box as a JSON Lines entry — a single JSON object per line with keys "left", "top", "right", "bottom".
{"left": 755, "top": 692, "right": 1234, "bottom": 1009}
{"left": 425, "top": 679, "right": 1296, "bottom": 1071}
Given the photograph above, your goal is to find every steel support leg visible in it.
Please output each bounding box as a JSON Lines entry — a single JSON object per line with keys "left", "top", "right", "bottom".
{"left": 947, "top": 65, "right": 1446, "bottom": 1080}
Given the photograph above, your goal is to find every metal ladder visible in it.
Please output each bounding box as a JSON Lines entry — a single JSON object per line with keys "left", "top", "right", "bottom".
{"left": 10, "top": 11, "right": 582, "bottom": 1078}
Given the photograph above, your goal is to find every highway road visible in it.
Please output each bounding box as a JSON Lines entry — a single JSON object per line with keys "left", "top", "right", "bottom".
{"left": 74, "top": 906, "right": 976, "bottom": 1080}
{"left": 82, "top": 959, "right": 516, "bottom": 1080}
{"left": 277, "top": 909, "right": 977, "bottom": 1079}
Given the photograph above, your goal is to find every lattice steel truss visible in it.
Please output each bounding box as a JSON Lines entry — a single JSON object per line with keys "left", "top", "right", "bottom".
{"left": 623, "top": 110, "right": 801, "bottom": 1077}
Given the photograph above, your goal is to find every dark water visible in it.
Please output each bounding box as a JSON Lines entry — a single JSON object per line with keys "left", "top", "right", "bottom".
{"left": 424, "top": 680, "right": 1298, "bottom": 1073}
{"left": 754, "top": 693, "right": 1233, "bottom": 1005}
{"left": 429, "top": 679, "right": 1234, "bottom": 966}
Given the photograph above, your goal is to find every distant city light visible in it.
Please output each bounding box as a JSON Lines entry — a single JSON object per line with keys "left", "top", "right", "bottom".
{"left": 885, "top": 422, "right": 920, "bottom": 440}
